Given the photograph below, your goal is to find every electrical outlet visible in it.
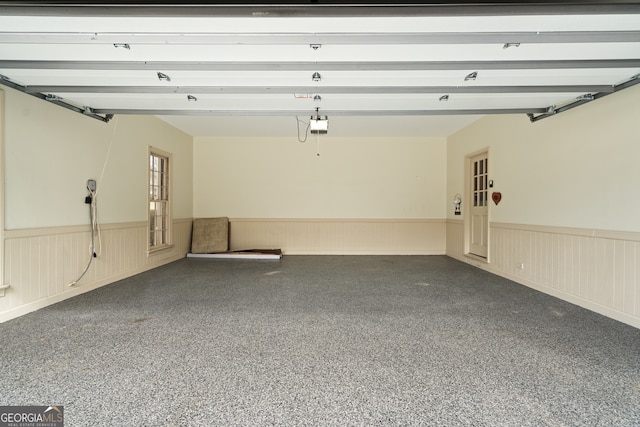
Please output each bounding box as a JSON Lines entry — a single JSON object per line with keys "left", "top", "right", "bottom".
{"left": 87, "top": 179, "right": 97, "bottom": 192}
{"left": 518, "top": 263, "right": 525, "bottom": 270}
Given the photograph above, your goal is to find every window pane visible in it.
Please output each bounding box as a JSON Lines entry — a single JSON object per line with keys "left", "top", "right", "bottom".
{"left": 149, "top": 151, "right": 170, "bottom": 248}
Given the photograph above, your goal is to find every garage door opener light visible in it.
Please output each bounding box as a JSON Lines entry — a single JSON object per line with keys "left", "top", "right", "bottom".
{"left": 310, "top": 108, "right": 328, "bottom": 134}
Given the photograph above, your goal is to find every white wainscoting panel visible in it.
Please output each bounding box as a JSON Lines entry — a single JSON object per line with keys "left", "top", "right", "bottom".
{"left": 447, "top": 220, "right": 640, "bottom": 328}
{"left": 0, "top": 219, "right": 192, "bottom": 323}
{"left": 229, "top": 218, "right": 446, "bottom": 255}
{"left": 446, "top": 219, "right": 465, "bottom": 259}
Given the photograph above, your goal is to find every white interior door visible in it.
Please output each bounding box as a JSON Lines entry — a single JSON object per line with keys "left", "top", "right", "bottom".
{"left": 469, "top": 152, "right": 489, "bottom": 258}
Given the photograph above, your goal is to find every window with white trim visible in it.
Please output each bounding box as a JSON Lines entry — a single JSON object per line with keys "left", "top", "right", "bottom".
{"left": 149, "top": 148, "right": 171, "bottom": 250}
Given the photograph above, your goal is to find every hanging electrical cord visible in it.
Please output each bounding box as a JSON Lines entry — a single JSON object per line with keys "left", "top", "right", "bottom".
{"left": 296, "top": 116, "right": 311, "bottom": 143}
{"left": 92, "top": 116, "right": 119, "bottom": 257}
{"left": 91, "top": 192, "right": 102, "bottom": 258}
{"left": 295, "top": 114, "right": 324, "bottom": 156}
{"left": 67, "top": 117, "right": 119, "bottom": 286}
{"left": 68, "top": 182, "right": 98, "bottom": 287}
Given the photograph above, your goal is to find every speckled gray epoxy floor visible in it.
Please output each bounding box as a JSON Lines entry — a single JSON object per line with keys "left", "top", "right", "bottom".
{"left": 1, "top": 256, "right": 639, "bottom": 426}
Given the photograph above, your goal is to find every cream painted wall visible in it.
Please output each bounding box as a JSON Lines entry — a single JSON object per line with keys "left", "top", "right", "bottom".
{"left": 194, "top": 136, "right": 446, "bottom": 219}
{"left": 1, "top": 87, "right": 194, "bottom": 322}
{"left": 447, "top": 83, "right": 640, "bottom": 232}
{"left": 446, "top": 83, "right": 640, "bottom": 328}
{"left": 3, "top": 87, "right": 193, "bottom": 229}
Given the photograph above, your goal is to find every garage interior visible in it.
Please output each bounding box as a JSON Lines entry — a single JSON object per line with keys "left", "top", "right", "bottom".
{"left": 0, "top": 1, "right": 639, "bottom": 425}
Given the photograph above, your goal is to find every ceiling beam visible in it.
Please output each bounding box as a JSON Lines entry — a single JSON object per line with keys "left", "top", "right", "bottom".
{"left": 25, "top": 85, "right": 615, "bottom": 95}
{"left": 91, "top": 108, "right": 547, "bottom": 116}
{"left": 2, "top": 31, "right": 640, "bottom": 45}
{"left": 3, "top": 59, "right": 640, "bottom": 71}
{"left": 0, "top": 2, "right": 639, "bottom": 18}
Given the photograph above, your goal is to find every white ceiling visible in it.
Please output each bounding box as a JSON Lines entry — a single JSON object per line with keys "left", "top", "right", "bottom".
{"left": 0, "top": 2, "right": 639, "bottom": 138}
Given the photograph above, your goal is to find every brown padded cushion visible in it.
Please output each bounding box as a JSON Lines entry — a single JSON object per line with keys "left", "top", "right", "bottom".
{"left": 190, "top": 217, "right": 229, "bottom": 254}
